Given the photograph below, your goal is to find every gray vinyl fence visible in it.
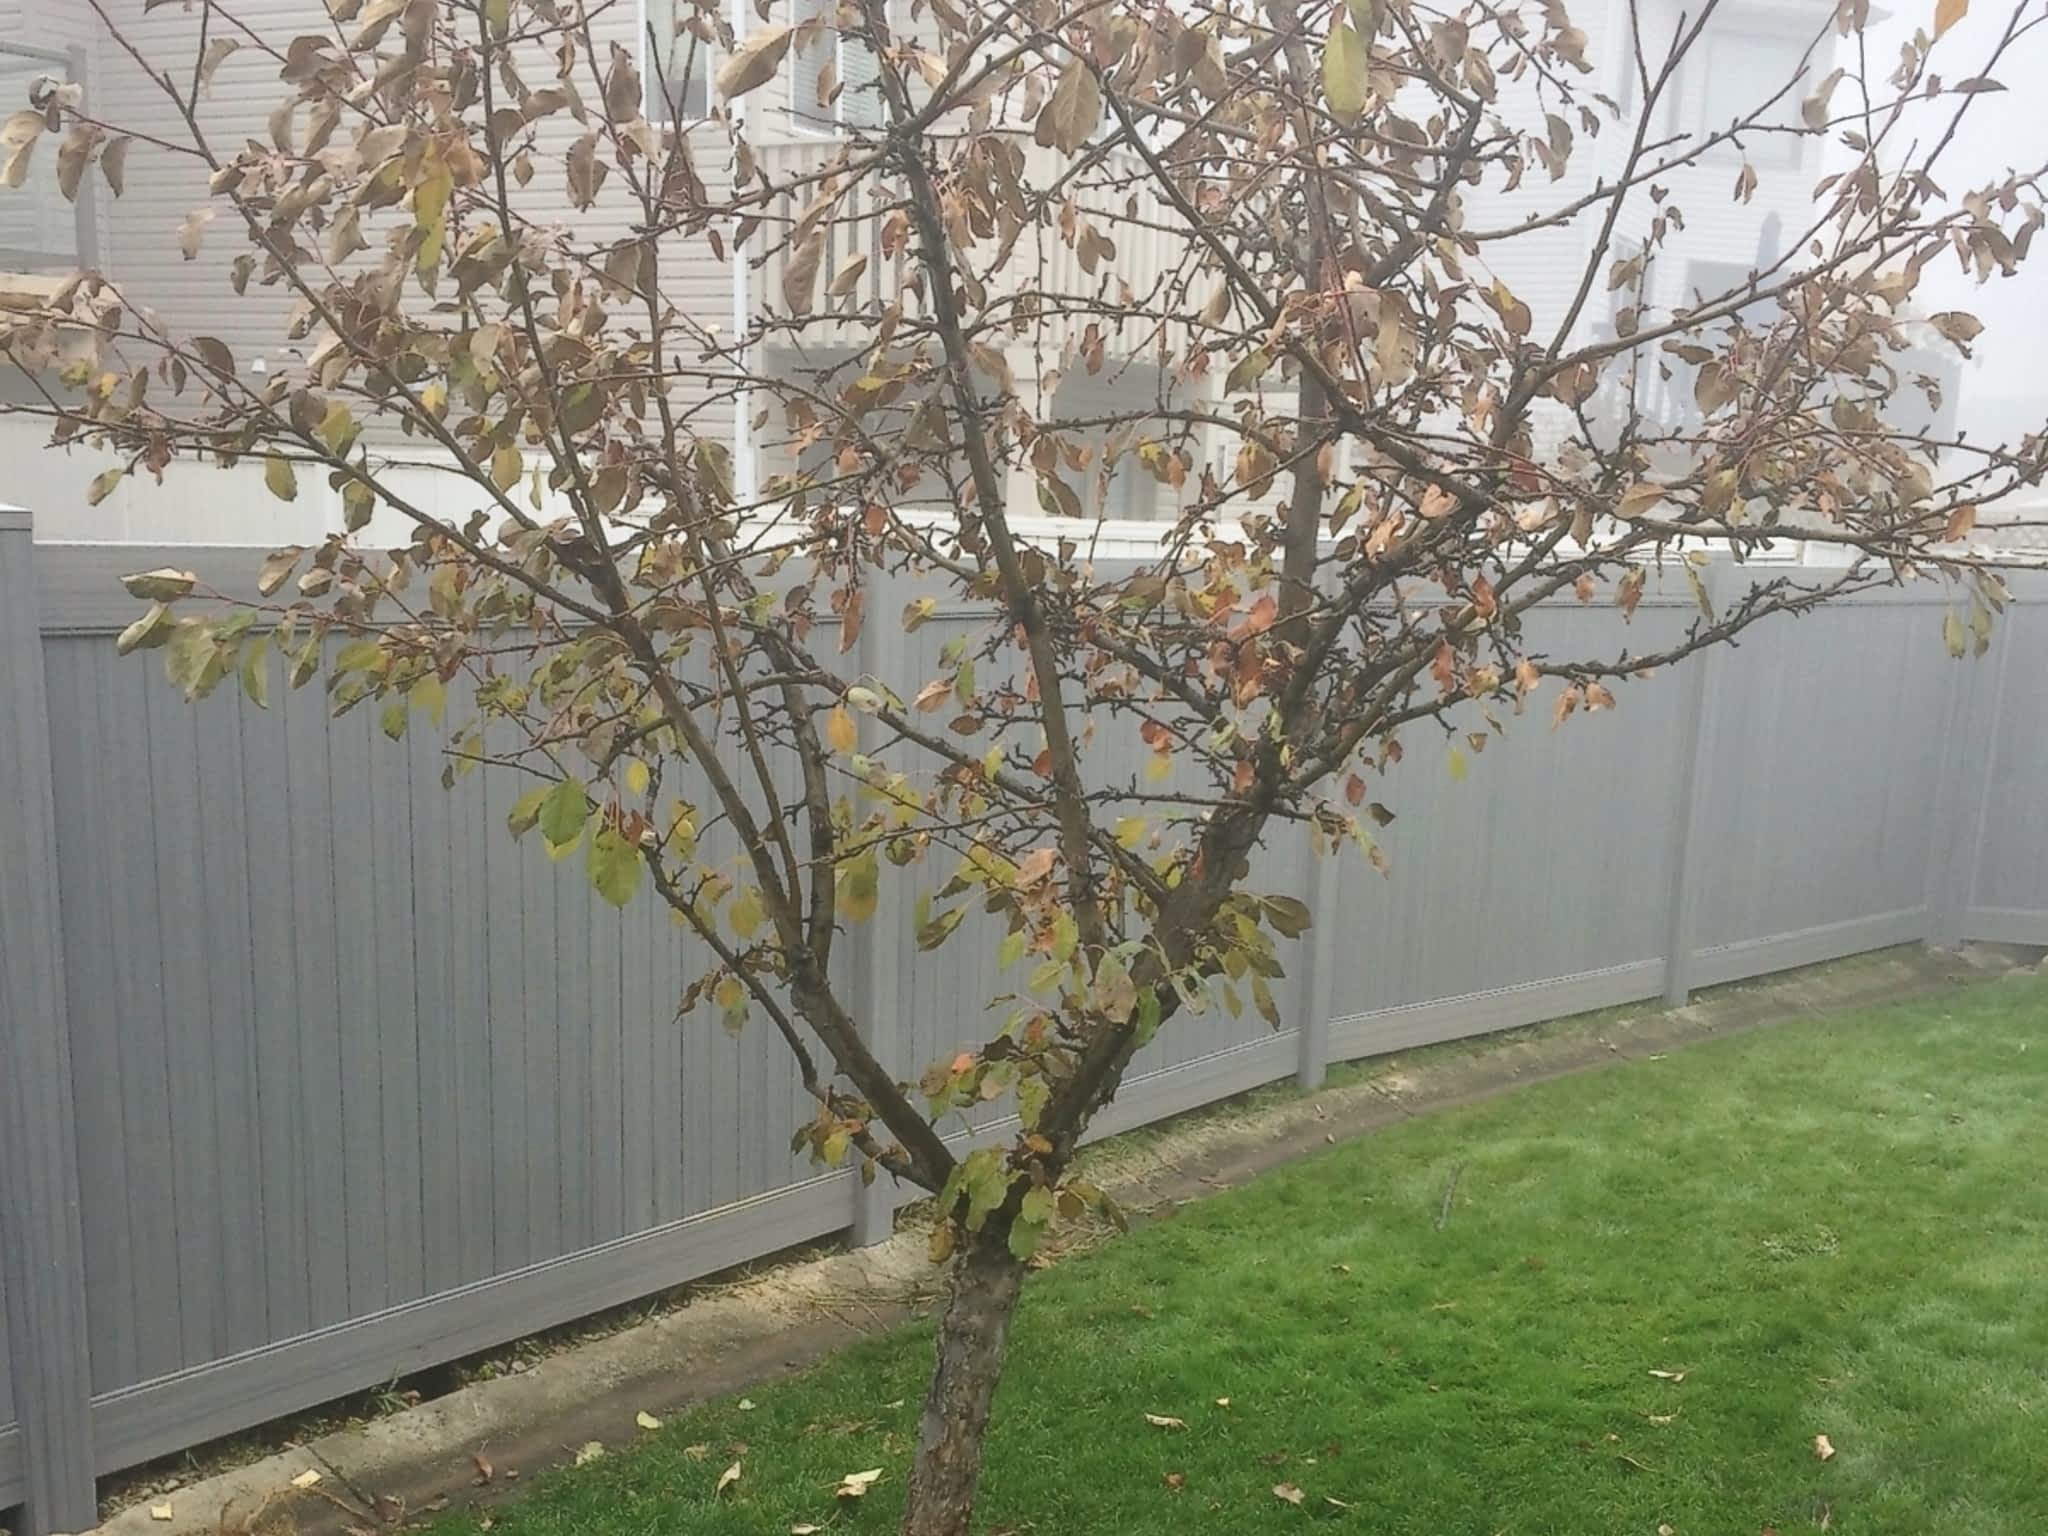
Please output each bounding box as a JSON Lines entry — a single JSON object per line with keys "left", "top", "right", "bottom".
{"left": 4, "top": 507, "right": 2047, "bottom": 1532}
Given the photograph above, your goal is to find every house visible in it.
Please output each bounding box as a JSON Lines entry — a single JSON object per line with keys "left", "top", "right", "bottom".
{"left": 0, "top": 0, "right": 1856, "bottom": 546}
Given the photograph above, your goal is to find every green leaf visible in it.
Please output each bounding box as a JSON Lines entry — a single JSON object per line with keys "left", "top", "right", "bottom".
{"left": 588, "top": 825, "right": 642, "bottom": 908}
{"left": 121, "top": 567, "right": 196, "bottom": 602}
{"left": 539, "top": 777, "right": 589, "bottom": 845}
{"left": 1132, "top": 986, "right": 1163, "bottom": 1047}
{"left": 1008, "top": 1214, "right": 1043, "bottom": 1263}
{"left": 839, "top": 849, "right": 880, "bottom": 922}
{"left": 507, "top": 785, "right": 549, "bottom": 839}
{"left": 917, "top": 905, "right": 965, "bottom": 951}
{"left": 1224, "top": 346, "right": 1272, "bottom": 394}
{"left": 1323, "top": 20, "right": 1369, "bottom": 124}
{"left": 116, "top": 601, "right": 176, "bottom": 655}
{"left": 997, "top": 929, "right": 1028, "bottom": 969}
{"left": 380, "top": 698, "right": 409, "bottom": 740}
{"left": 163, "top": 621, "right": 219, "bottom": 701}
{"left": 1263, "top": 894, "right": 1314, "bottom": 938}
{"left": 264, "top": 454, "right": 299, "bottom": 502}
{"left": 239, "top": 635, "right": 270, "bottom": 709}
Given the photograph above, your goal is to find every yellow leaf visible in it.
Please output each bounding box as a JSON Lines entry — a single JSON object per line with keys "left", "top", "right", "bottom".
{"left": 636, "top": 1410, "right": 663, "bottom": 1431}
{"left": 1115, "top": 816, "right": 1147, "bottom": 849}
{"left": 1934, "top": 0, "right": 1967, "bottom": 37}
{"left": 625, "top": 759, "right": 650, "bottom": 797}
{"left": 574, "top": 1440, "right": 606, "bottom": 1466}
{"left": 290, "top": 1470, "right": 323, "bottom": 1490}
{"left": 150, "top": 1506, "right": 174, "bottom": 1522}
{"left": 826, "top": 704, "right": 858, "bottom": 754}
{"left": 730, "top": 886, "right": 764, "bottom": 940}
{"left": 1813, "top": 1433, "right": 1837, "bottom": 1461}
{"left": 716, "top": 1460, "right": 743, "bottom": 1496}
{"left": 1323, "top": 20, "right": 1369, "bottom": 124}
{"left": 1144, "top": 753, "right": 1172, "bottom": 783}
{"left": 264, "top": 454, "right": 298, "bottom": 502}
{"left": 1143, "top": 1412, "right": 1187, "bottom": 1429}
{"left": 1447, "top": 747, "right": 1468, "bottom": 782}
{"left": 1273, "top": 1483, "right": 1305, "bottom": 1506}
{"left": 834, "top": 1468, "right": 884, "bottom": 1499}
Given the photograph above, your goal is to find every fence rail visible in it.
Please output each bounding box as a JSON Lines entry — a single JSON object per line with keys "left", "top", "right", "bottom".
{"left": 4, "top": 513, "right": 2046, "bottom": 1532}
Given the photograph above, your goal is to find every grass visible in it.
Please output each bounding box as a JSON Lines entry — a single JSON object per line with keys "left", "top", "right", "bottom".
{"left": 431, "top": 975, "right": 2048, "bottom": 1535}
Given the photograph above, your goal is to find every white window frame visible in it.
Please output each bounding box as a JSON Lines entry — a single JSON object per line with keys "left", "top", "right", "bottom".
{"left": 785, "top": 0, "right": 888, "bottom": 137}
{"left": 639, "top": 0, "right": 721, "bottom": 123}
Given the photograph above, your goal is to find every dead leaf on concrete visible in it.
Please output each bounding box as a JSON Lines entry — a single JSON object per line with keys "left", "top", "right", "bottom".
{"left": 290, "top": 1469, "right": 323, "bottom": 1490}
{"left": 636, "top": 1410, "right": 664, "bottom": 1431}
{"left": 835, "top": 1468, "right": 884, "bottom": 1499}
{"left": 1813, "top": 1434, "right": 1836, "bottom": 1461}
{"left": 1144, "top": 1412, "right": 1187, "bottom": 1430}
{"left": 149, "top": 1505, "right": 174, "bottom": 1522}
{"left": 1273, "top": 1483, "right": 1305, "bottom": 1506}
{"left": 716, "top": 1461, "right": 743, "bottom": 1497}
{"left": 573, "top": 1441, "right": 605, "bottom": 1467}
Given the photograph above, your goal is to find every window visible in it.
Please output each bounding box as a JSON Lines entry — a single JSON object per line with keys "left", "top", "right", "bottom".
{"left": 0, "top": 43, "right": 89, "bottom": 279}
{"left": 790, "top": 0, "right": 887, "bottom": 133}
{"left": 642, "top": 0, "right": 717, "bottom": 120}
{"left": 1668, "top": 24, "right": 1808, "bottom": 167}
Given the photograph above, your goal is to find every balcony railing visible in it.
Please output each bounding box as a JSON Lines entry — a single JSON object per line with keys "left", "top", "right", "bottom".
{"left": 749, "top": 132, "right": 1184, "bottom": 361}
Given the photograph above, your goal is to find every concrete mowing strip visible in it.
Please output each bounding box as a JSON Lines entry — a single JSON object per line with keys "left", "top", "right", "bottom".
{"left": 89, "top": 944, "right": 2027, "bottom": 1536}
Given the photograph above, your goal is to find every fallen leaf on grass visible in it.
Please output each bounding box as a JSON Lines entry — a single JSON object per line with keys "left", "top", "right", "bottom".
{"left": 1648, "top": 1369, "right": 1687, "bottom": 1382}
{"left": 149, "top": 1506, "right": 174, "bottom": 1523}
{"left": 835, "top": 1468, "right": 884, "bottom": 1500}
{"left": 636, "top": 1410, "right": 664, "bottom": 1431}
{"left": 1273, "top": 1483, "right": 1305, "bottom": 1506}
{"left": 1813, "top": 1434, "right": 1836, "bottom": 1461}
{"left": 1163, "top": 1472, "right": 1186, "bottom": 1492}
{"left": 716, "top": 1461, "right": 743, "bottom": 1496}
{"left": 738, "top": 1398, "right": 757, "bottom": 1411}
{"left": 683, "top": 1443, "right": 711, "bottom": 1461}
{"left": 1659, "top": 1525, "right": 1676, "bottom": 1535}
{"left": 1325, "top": 1496, "right": 1354, "bottom": 1510}
{"left": 792, "top": 1527, "right": 823, "bottom": 1535}
{"left": 1648, "top": 1413, "right": 1679, "bottom": 1426}
{"left": 574, "top": 1441, "right": 605, "bottom": 1466}
{"left": 1143, "top": 1412, "right": 1187, "bottom": 1430}
{"left": 291, "top": 1469, "right": 323, "bottom": 1490}
{"left": 1215, "top": 1397, "right": 1232, "bottom": 1408}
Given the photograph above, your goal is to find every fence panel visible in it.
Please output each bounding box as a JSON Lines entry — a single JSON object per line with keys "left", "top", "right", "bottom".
{"left": 1954, "top": 592, "right": 2048, "bottom": 941}
{"left": 1325, "top": 597, "right": 1698, "bottom": 1060}
{"left": 2, "top": 534, "right": 2033, "bottom": 1534}
{"left": 1686, "top": 593, "right": 1952, "bottom": 986}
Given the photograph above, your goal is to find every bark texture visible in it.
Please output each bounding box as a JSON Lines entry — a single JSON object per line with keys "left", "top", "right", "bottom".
{"left": 899, "top": 1228, "right": 1028, "bottom": 1536}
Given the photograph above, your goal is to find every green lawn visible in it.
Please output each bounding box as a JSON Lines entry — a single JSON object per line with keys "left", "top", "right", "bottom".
{"left": 434, "top": 977, "right": 2048, "bottom": 1535}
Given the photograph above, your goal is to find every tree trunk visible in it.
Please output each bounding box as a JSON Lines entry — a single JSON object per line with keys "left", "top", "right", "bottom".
{"left": 900, "top": 1226, "right": 1027, "bottom": 1536}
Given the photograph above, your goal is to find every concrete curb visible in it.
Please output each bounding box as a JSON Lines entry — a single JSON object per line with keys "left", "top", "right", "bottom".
{"left": 90, "top": 944, "right": 2022, "bottom": 1536}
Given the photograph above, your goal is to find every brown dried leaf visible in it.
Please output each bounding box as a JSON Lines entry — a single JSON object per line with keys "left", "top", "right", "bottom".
{"left": 716, "top": 1460, "right": 743, "bottom": 1496}
{"left": 1273, "top": 1483, "right": 1305, "bottom": 1505}
{"left": 1813, "top": 1433, "right": 1836, "bottom": 1461}
{"left": 1143, "top": 1412, "right": 1187, "bottom": 1430}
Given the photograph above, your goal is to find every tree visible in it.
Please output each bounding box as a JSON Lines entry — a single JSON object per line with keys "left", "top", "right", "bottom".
{"left": 3, "top": 0, "right": 2042, "bottom": 1529}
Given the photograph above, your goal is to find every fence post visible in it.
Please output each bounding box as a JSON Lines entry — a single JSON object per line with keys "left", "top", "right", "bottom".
{"left": 1661, "top": 563, "right": 1724, "bottom": 1008}
{"left": 0, "top": 508, "right": 99, "bottom": 1535}
{"left": 849, "top": 572, "right": 901, "bottom": 1249}
{"left": 1296, "top": 841, "right": 1341, "bottom": 1090}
